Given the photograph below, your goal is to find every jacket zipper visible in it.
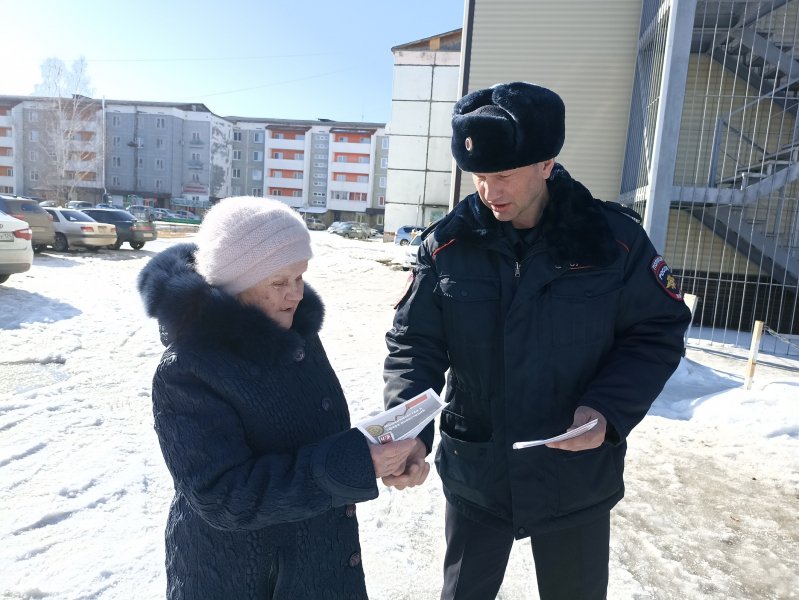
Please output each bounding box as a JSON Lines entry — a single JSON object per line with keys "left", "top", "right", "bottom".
{"left": 514, "top": 261, "right": 521, "bottom": 278}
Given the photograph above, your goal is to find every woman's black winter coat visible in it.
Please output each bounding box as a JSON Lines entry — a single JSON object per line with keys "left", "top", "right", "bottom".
{"left": 384, "top": 165, "right": 692, "bottom": 537}
{"left": 138, "top": 243, "right": 378, "bottom": 600}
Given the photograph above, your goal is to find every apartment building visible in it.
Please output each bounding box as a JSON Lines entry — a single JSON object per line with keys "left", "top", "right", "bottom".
{"left": 384, "top": 29, "right": 461, "bottom": 238}
{"left": 226, "top": 117, "right": 387, "bottom": 229}
{"left": 0, "top": 99, "right": 18, "bottom": 194}
{"left": 104, "top": 101, "right": 232, "bottom": 210}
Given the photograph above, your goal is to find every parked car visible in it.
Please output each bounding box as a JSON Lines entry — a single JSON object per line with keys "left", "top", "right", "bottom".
{"left": 80, "top": 208, "right": 157, "bottom": 250}
{"left": 66, "top": 200, "right": 94, "bottom": 209}
{"left": 327, "top": 221, "right": 344, "bottom": 233}
{"left": 394, "top": 225, "right": 421, "bottom": 246}
{"left": 402, "top": 235, "right": 423, "bottom": 270}
{"left": 305, "top": 217, "right": 326, "bottom": 231}
{"left": 44, "top": 208, "right": 117, "bottom": 252}
{"left": 332, "top": 222, "right": 371, "bottom": 240}
{"left": 151, "top": 208, "right": 180, "bottom": 221}
{"left": 0, "top": 194, "right": 56, "bottom": 252}
{"left": 0, "top": 210, "right": 33, "bottom": 284}
{"left": 171, "top": 209, "right": 200, "bottom": 222}
{"left": 125, "top": 205, "right": 153, "bottom": 221}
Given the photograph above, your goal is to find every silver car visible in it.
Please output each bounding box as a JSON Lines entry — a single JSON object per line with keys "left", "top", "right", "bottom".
{"left": 44, "top": 208, "right": 117, "bottom": 252}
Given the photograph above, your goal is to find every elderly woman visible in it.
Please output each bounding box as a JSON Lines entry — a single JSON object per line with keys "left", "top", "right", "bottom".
{"left": 137, "top": 197, "right": 419, "bottom": 600}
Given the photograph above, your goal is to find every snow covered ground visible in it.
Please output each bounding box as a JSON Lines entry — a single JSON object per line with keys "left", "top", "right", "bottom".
{"left": 1, "top": 232, "right": 797, "bottom": 600}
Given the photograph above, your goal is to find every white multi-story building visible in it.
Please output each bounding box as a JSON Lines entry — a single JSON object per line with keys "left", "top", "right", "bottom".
{"left": 384, "top": 29, "right": 462, "bottom": 239}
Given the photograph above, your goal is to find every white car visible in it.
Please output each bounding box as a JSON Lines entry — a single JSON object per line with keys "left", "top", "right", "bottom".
{"left": 402, "top": 235, "right": 422, "bottom": 271}
{"left": 44, "top": 208, "right": 117, "bottom": 252}
{"left": 0, "top": 210, "right": 33, "bottom": 284}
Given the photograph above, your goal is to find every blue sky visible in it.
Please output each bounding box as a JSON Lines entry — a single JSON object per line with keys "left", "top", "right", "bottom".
{"left": 3, "top": 0, "right": 464, "bottom": 123}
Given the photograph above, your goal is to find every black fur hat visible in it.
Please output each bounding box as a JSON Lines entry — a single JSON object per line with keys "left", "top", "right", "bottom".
{"left": 451, "top": 82, "right": 565, "bottom": 173}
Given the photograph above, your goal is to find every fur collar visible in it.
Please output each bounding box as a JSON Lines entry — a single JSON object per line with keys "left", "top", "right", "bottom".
{"left": 137, "top": 243, "right": 324, "bottom": 363}
{"left": 433, "top": 164, "right": 618, "bottom": 266}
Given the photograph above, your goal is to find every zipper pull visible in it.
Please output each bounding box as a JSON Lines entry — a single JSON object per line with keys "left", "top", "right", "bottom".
{"left": 514, "top": 261, "right": 520, "bottom": 277}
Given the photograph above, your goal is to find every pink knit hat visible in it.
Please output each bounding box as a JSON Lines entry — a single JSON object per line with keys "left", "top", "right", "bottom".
{"left": 194, "top": 196, "right": 312, "bottom": 295}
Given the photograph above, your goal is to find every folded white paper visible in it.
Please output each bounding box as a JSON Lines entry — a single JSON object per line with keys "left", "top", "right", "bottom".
{"left": 512, "top": 419, "right": 599, "bottom": 449}
{"left": 357, "top": 388, "right": 446, "bottom": 445}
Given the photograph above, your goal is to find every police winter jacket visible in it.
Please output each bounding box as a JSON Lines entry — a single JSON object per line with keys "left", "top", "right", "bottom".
{"left": 138, "top": 243, "right": 377, "bottom": 600}
{"left": 384, "top": 165, "right": 691, "bottom": 537}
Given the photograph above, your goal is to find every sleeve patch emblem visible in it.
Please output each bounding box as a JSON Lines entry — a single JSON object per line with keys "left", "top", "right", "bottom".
{"left": 650, "top": 255, "right": 683, "bottom": 301}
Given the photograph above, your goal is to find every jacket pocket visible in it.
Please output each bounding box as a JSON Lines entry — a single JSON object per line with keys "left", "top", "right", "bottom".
{"left": 554, "top": 444, "right": 624, "bottom": 514}
{"left": 435, "top": 430, "right": 509, "bottom": 517}
{"left": 434, "top": 276, "right": 500, "bottom": 349}
{"left": 549, "top": 270, "right": 621, "bottom": 348}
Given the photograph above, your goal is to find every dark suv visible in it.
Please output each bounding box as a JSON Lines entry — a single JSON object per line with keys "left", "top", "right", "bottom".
{"left": 80, "top": 208, "right": 157, "bottom": 250}
{"left": 0, "top": 194, "right": 56, "bottom": 252}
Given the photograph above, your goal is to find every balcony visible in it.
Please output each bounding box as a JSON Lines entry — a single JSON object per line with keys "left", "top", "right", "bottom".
{"left": 188, "top": 160, "right": 204, "bottom": 170}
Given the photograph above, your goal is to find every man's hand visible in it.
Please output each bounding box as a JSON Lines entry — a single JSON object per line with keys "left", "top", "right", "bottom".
{"left": 380, "top": 438, "right": 430, "bottom": 490}
{"left": 368, "top": 438, "right": 423, "bottom": 478}
{"left": 546, "top": 406, "right": 607, "bottom": 451}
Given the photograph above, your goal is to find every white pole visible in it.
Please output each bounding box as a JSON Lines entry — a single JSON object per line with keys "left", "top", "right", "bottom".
{"left": 744, "top": 320, "right": 765, "bottom": 390}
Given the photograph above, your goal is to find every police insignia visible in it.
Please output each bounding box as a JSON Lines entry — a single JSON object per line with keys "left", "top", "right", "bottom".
{"left": 650, "top": 255, "right": 683, "bottom": 301}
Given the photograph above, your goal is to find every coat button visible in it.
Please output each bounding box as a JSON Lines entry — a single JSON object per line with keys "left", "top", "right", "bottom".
{"left": 517, "top": 527, "right": 526, "bottom": 537}
{"left": 460, "top": 290, "right": 468, "bottom": 297}
{"left": 321, "top": 397, "right": 331, "bottom": 411}
{"left": 348, "top": 552, "right": 361, "bottom": 567}
{"left": 345, "top": 504, "right": 356, "bottom": 518}
{"left": 293, "top": 348, "right": 305, "bottom": 361}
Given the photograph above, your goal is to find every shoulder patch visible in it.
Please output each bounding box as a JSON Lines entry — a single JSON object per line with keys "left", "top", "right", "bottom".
{"left": 650, "top": 255, "right": 683, "bottom": 301}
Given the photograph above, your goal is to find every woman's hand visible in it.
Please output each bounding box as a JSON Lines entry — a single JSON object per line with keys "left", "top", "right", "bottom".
{"left": 369, "top": 438, "right": 425, "bottom": 480}
{"left": 379, "top": 438, "right": 430, "bottom": 490}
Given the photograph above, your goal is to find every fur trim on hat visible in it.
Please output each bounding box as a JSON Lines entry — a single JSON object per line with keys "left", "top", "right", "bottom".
{"left": 451, "top": 82, "right": 565, "bottom": 173}
{"left": 194, "top": 196, "right": 312, "bottom": 295}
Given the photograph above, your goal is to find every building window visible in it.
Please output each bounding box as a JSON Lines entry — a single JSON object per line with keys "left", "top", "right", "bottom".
{"left": 338, "top": 136, "right": 346, "bottom": 142}
{"left": 29, "top": 131, "right": 39, "bottom": 142}
{"left": 155, "top": 158, "right": 164, "bottom": 169}
{"left": 357, "top": 175, "right": 368, "bottom": 183}
{"left": 313, "top": 192, "right": 325, "bottom": 197}
{"left": 27, "top": 111, "right": 37, "bottom": 122}
{"left": 273, "top": 132, "right": 284, "bottom": 139}
{"left": 232, "top": 168, "right": 241, "bottom": 178}
{"left": 314, "top": 162, "right": 325, "bottom": 168}
{"left": 191, "top": 132, "right": 201, "bottom": 142}
{"left": 379, "top": 176, "right": 387, "bottom": 188}
{"left": 252, "top": 169, "right": 262, "bottom": 180}
{"left": 313, "top": 173, "right": 325, "bottom": 178}
{"left": 29, "top": 150, "right": 37, "bottom": 161}
{"left": 360, "top": 137, "right": 369, "bottom": 143}
{"left": 337, "top": 156, "right": 347, "bottom": 163}
{"left": 380, "top": 158, "right": 388, "bottom": 169}
{"left": 272, "top": 170, "right": 282, "bottom": 178}
{"left": 358, "top": 156, "right": 369, "bottom": 164}
{"left": 293, "top": 172, "right": 302, "bottom": 179}
{"left": 30, "top": 170, "right": 38, "bottom": 181}
{"left": 292, "top": 190, "right": 301, "bottom": 197}
{"left": 192, "top": 173, "right": 200, "bottom": 182}
{"left": 191, "top": 196, "right": 200, "bottom": 203}
{"left": 294, "top": 152, "right": 303, "bottom": 160}
{"left": 252, "top": 187, "right": 262, "bottom": 196}
{"left": 233, "top": 150, "right": 242, "bottom": 160}
{"left": 313, "top": 181, "right": 324, "bottom": 186}
{"left": 378, "top": 195, "right": 385, "bottom": 206}
{"left": 314, "top": 154, "right": 326, "bottom": 160}
{"left": 232, "top": 185, "right": 242, "bottom": 195}
{"left": 314, "top": 143, "right": 327, "bottom": 149}
{"left": 138, "top": 158, "right": 144, "bottom": 167}
{"left": 137, "top": 177, "right": 143, "bottom": 187}
{"left": 112, "top": 176, "right": 120, "bottom": 186}
{"left": 253, "top": 132, "right": 264, "bottom": 143}
{"left": 155, "top": 179, "right": 163, "bottom": 189}
{"left": 253, "top": 151, "right": 263, "bottom": 161}
{"left": 335, "top": 174, "right": 346, "bottom": 182}
{"left": 156, "top": 138, "right": 164, "bottom": 148}
{"left": 112, "top": 136, "right": 121, "bottom": 147}
{"left": 156, "top": 117, "right": 166, "bottom": 129}
{"left": 382, "top": 138, "right": 389, "bottom": 150}
{"left": 191, "top": 152, "right": 201, "bottom": 161}
{"left": 112, "top": 156, "right": 121, "bottom": 167}
{"left": 233, "top": 131, "right": 242, "bottom": 141}
{"left": 273, "top": 152, "right": 283, "bottom": 159}
{"left": 112, "top": 115, "right": 121, "bottom": 126}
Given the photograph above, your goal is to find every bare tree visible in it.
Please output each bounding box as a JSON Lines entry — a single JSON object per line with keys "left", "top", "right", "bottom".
{"left": 29, "top": 57, "right": 103, "bottom": 205}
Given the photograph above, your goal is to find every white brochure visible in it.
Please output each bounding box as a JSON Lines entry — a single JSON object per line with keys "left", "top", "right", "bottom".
{"left": 512, "top": 419, "right": 599, "bottom": 450}
{"left": 357, "top": 388, "right": 446, "bottom": 445}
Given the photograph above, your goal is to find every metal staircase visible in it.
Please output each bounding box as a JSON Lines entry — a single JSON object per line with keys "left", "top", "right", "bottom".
{"left": 683, "top": 0, "right": 799, "bottom": 287}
